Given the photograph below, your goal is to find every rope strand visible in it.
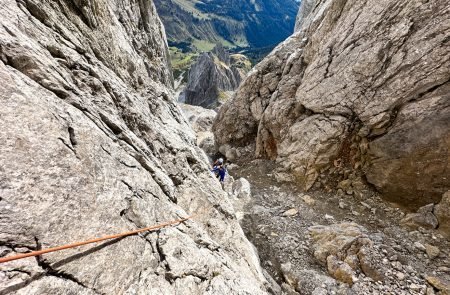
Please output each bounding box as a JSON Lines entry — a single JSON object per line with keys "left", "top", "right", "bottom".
{"left": 0, "top": 213, "right": 197, "bottom": 264}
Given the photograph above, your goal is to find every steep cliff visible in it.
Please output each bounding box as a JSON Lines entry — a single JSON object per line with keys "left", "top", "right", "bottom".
{"left": 0, "top": 0, "right": 267, "bottom": 293}
{"left": 184, "top": 45, "right": 250, "bottom": 109}
{"left": 213, "top": 0, "right": 450, "bottom": 208}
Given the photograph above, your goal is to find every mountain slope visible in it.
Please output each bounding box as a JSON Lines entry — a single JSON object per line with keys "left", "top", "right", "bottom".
{"left": 154, "top": 0, "right": 299, "bottom": 51}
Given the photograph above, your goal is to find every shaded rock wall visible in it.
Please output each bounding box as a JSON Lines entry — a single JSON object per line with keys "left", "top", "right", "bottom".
{"left": 0, "top": 0, "right": 267, "bottom": 293}
{"left": 213, "top": 0, "right": 450, "bottom": 208}
{"left": 184, "top": 45, "right": 249, "bottom": 109}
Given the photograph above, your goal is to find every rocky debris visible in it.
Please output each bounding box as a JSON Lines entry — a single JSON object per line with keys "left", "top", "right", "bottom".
{"left": 297, "top": 270, "right": 340, "bottom": 295}
{"left": 307, "top": 221, "right": 441, "bottom": 292}
{"left": 233, "top": 160, "right": 450, "bottom": 295}
{"left": 179, "top": 103, "right": 217, "bottom": 155}
{"left": 336, "top": 175, "right": 367, "bottom": 197}
{"left": 306, "top": 222, "right": 443, "bottom": 288}
{"left": 183, "top": 44, "right": 250, "bottom": 109}
{"left": 213, "top": 0, "right": 450, "bottom": 208}
{"left": 0, "top": 0, "right": 268, "bottom": 293}
{"left": 401, "top": 203, "right": 439, "bottom": 230}
{"left": 226, "top": 163, "right": 240, "bottom": 172}
{"left": 280, "top": 263, "right": 339, "bottom": 294}
{"left": 436, "top": 191, "right": 450, "bottom": 238}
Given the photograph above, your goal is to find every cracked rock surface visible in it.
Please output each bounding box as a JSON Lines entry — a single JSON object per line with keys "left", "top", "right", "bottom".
{"left": 213, "top": 0, "right": 450, "bottom": 208}
{"left": 0, "top": 0, "right": 267, "bottom": 294}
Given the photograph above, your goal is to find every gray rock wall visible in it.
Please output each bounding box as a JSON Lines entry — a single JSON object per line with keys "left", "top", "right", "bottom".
{"left": 213, "top": 0, "right": 450, "bottom": 208}
{"left": 0, "top": 0, "right": 267, "bottom": 293}
{"left": 294, "top": 0, "right": 316, "bottom": 32}
{"left": 179, "top": 103, "right": 217, "bottom": 155}
{"left": 184, "top": 45, "right": 248, "bottom": 109}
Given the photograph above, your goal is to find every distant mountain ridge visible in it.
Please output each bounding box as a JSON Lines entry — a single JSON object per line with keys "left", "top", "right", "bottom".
{"left": 154, "top": 0, "right": 299, "bottom": 52}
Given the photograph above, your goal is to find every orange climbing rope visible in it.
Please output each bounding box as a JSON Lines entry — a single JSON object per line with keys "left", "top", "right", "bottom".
{"left": 0, "top": 213, "right": 198, "bottom": 264}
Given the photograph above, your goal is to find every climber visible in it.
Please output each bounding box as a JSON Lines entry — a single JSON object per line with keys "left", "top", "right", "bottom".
{"left": 211, "top": 158, "right": 226, "bottom": 187}
{"left": 212, "top": 157, "right": 224, "bottom": 169}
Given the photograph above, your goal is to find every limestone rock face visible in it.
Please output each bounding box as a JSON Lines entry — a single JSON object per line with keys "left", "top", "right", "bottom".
{"left": 184, "top": 45, "right": 250, "bottom": 109}
{"left": 294, "top": 0, "right": 316, "bottom": 32}
{"left": 213, "top": 0, "right": 450, "bottom": 208}
{"left": 0, "top": 0, "right": 267, "bottom": 294}
{"left": 179, "top": 103, "right": 216, "bottom": 133}
{"left": 179, "top": 103, "right": 217, "bottom": 155}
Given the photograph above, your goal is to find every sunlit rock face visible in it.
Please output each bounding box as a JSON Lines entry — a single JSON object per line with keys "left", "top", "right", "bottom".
{"left": 213, "top": 0, "right": 450, "bottom": 208}
{"left": 0, "top": 0, "right": 268, "bottom": 293}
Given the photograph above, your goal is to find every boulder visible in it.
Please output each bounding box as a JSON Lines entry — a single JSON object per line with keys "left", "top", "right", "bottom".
{"left": 309, "top": 223, "right": 368, "bottom": 264}
{"left": 281, "top": 262, "right": 298, "bottom": 287}
{"left": 326, "top": 255, "right": 356, "bottom": 285}
{"left": 425, "top": 244, "right": 440, "bottom": 259}
{"left": 357, "top": 246, "right": 385, "bottom": 282}
{"left": 232, "top": 178, "right": 252, "bottom": 199}
{"left": 400, "top": 204, "right": 439, "bottom": 230}
{"left": 435, "top": 191, "right": 450, "bottom": 238}
{"left": 414, "top": 242, "right": 427, "bottom": 252}
{"left": 426, "top": 276, "right": 450, "bottom": 295}
{"left": 281, "top": 265, "right": 338, "bottom": 294}
{"left": 213, "top": 0, "right": 450, "bottom": 208}
{"left": 309, "top": 223, "right": 386, "bottom": 283}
